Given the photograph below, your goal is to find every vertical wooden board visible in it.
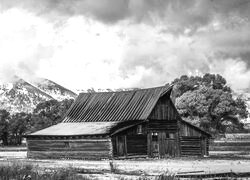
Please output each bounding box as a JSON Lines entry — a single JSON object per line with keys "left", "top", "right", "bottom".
{"left": 124, "top": 135, "right": 127, "bottom": 156}
{"left": 179, "top": 122, "right": 202, "bottom": 137}
{"left": 176, "top": 122, "right": 181, "bottom": 157}
{"left": 148, "top": 97, "right": 179, "bottom": 121}
{"left": 147, "top": 132, "right": 152, "bottom": 157}
{"left": 206, "top": 138, "right": 209, "bottom": 156}
{"left": 116, "top": 135, "right": 126, "bottom": 156}
{"left": 201, "top": 138, "right": 205, "bottom": 156}
{"left": 126, "top": 134, "right": 147, "bottom": 155}
{"left": 112, "top": 137, "right": 117, "bottom": 156}
{"left": 158, "top": 132, "right": 163, "bottom": 157}
{"left": 161, "top": 132, "right": 166, "bottom": 157}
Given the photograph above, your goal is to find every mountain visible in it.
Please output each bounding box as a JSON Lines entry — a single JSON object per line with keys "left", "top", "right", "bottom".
{"left": 30, "top": 78, "right": 77, "bottom": 101}
{"left": 0, "top": 76, "right": 77, "bottom": 114}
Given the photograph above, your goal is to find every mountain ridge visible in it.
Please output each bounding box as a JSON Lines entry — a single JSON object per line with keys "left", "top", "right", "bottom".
{"left": 0, "top": 76, "right": 77, "bottom": 114}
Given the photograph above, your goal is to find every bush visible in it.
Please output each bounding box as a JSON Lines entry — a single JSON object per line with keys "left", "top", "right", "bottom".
{"left": 0, "top": 163, "right": 91, "bottom": 180}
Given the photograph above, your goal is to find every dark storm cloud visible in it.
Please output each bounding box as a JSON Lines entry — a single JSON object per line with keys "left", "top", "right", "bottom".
{"left": 196, "top": 23, "right": 250, "bottom": 68}
{"left": 1, "top": 0, "right": 250, "bottom": 27}
{"left": 1, "top": 0, "right": 250, "bottom": 89}
{"left": 1, "top": 0, "right": 130, "bottom": 24}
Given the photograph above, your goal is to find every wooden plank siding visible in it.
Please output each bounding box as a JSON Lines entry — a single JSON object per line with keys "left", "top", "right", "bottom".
{"left": 179, "top": 121, "right": 203, "bottom": 137}
{"left": 146, "top": 93, "right": 181, "bottom": 157}
{"left": 179, "top": 121, "right": 209, "bottom": 157}
{"left": 126, "top": 134, "right": 147, "bottom": 156}
{"left": 180, "top": 136, "right": 202, "bottom": 156}
{"left": 158, "top": 132, "right": 179, "bottom": 157}
{"left": 112, "top": 124, "right": 148, "bottom": 157}
{"left": 148, "top": 120, "right": 178, "bottom": 132}
{"left": 27, "top": 138, "right": 112, "bottom": 159}
{"left": 149, "top": 97, "right": 177, "bottom": 120}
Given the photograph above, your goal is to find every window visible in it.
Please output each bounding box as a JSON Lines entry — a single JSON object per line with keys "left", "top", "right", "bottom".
{"left": 169, "top": 133, "right": 175, "bottom": 139}
{"left": 166, "top": 133, "right": 170, "bottom": 138}
{"left": 137, "top": 125, "right": 143, "bottom": 134}
{"left": 166, "top": 132, "right": 175, "bottom": 139}
{"left": 152, "top": 132, "right": 158, "bottom": 141}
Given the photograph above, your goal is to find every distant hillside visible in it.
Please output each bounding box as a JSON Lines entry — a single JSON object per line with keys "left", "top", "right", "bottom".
{"left": 0, "top": 76, "right": 77, "bottom": 114}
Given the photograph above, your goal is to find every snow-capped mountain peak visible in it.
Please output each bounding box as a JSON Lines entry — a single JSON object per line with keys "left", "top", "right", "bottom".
{"left": 0, "top": 76, "right": 77, "bottom": 114}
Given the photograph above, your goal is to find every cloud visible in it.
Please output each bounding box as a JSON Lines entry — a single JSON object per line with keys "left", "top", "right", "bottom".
{"left": 118, "top": 22, "right": 250, "bottom": 89}
{"left": 2, "top": 0, "right": 250, "bottom": 28}
{"left": 1, "top": 0, "right": 130, "bottom": 24}
{"left": 193, "top": 22, "right": 250, "bottom": 67}
{"left": 118, "top": 24, "right": 210, "bottom": 87}
{"left": 0, "top": 8, "right": 54, "bottom": 82}
{"left": 209, "top": 59, "right": 250, "bottom": 90}
{"left": 0, "top": 0, "right": 250, "bottom": 91}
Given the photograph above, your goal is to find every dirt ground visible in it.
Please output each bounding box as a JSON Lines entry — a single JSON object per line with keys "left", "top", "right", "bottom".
{"left": 1, "top": 151, "right": 250, "bottom": 176}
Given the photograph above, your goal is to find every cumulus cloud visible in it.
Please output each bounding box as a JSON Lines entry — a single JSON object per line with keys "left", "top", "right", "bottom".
{"left": 0, "top": 8, "right": 54, "bottom": 82}
{"left": 0, "top": 0, "right": 250, "bottom": 90}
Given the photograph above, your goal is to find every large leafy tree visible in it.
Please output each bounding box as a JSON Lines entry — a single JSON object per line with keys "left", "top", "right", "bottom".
{"left": 173, "top": 73, "right": 248, "bottom": 134}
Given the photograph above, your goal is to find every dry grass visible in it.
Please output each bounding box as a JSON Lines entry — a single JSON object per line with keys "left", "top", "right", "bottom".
{"left": 0, "top": 162, "right": 178, "bottom": 180}
{"left": 0, "top": 163, "right": 91, "bottom": 180}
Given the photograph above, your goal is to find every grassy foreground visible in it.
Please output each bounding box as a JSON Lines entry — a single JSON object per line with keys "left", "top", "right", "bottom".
{"left": 0, "top": 163, "right": 176, "bottom": 180}
{"left": 0, "top": 163, "right": 90, "bottom": 180}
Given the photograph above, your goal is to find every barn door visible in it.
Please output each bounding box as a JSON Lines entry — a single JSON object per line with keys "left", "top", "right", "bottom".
{"left": 116, "top": 136, "right": 126, "bottom": 156}
{"left": 159, "top": 132, "right": 177, "bottom": 157}
{"left": 151, "top": 132, "right": 159, "bottom": 157}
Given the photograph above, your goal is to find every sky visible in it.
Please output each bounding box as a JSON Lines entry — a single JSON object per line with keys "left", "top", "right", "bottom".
{"left": 0, "top": 0, "right": 250, "bottom": 91}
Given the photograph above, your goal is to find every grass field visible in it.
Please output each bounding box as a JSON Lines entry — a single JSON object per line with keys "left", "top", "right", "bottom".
{"left": 1, "top": 142, "right": 250, "bottom": 179}
{"left": 1, "top": 150, "right": 250, "bottom": 179}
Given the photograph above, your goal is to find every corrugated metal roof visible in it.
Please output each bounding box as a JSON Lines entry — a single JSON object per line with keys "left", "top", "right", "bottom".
{"left": 29, "top": 122, "right": 118, "bottom": 136}
{"left": 62, "top": 85, "right": 172, "bottom": 122}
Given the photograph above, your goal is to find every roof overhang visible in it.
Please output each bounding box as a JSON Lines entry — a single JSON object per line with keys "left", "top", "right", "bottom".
{"left": 180, "top": 119, "right": 212, "bottom": 137}
{"left": 26, "top": 122, "right": 119, "bottom": 137}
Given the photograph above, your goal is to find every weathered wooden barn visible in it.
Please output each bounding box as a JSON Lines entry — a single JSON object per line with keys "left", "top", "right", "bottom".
{"left": 26, "top": 85, "right": 211, "bottom": 159}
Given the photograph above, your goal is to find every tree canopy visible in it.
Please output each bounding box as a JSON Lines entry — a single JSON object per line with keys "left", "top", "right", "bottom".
{"left": 0, "top": 98, "right": 74, "bottom": 145}
{"left": 173, "top": 73, "right": 248, "bottom": 134}
{"left": 29, "top": 99, "right": 74, "bottom": 133}
{"left": 0, "top": 109, "right": 11, "bottom": 145}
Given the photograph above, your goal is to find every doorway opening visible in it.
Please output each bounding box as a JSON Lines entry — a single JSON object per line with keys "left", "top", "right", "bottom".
{"left": 151, "top": 132, "right": 159, "bottom": 157}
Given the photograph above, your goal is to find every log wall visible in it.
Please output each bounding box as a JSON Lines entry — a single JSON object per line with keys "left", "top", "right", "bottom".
{"left": 179, "top": 121, "right": 209, "bottom": 156}
{"left": 180, "top": 136, "right": 202, "bottom": 156}
{"left": 27, "top": 138, "right": 112, "bottom": 159}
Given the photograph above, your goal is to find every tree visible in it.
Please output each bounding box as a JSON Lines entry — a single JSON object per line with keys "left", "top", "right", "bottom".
{"left": 173, "top": 73, "right": 248, "bottom": 134}
{"left": 0, "top": 109, "right": 10, "bottom": 145}
{"left": 29, "top": 99, "right": 74, "bottom": 133}
{"left": 9, "top": 112, "right": 31, "bottom": 145}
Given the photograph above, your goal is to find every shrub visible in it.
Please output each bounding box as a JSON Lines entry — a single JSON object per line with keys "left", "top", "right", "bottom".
{"left": 0, "top": 163, "right": 91, "bottom": 180}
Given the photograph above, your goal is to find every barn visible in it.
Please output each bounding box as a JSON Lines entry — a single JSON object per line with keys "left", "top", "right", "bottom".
{"left": 26, "top": 85, "right": 211, "bottom": 159}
